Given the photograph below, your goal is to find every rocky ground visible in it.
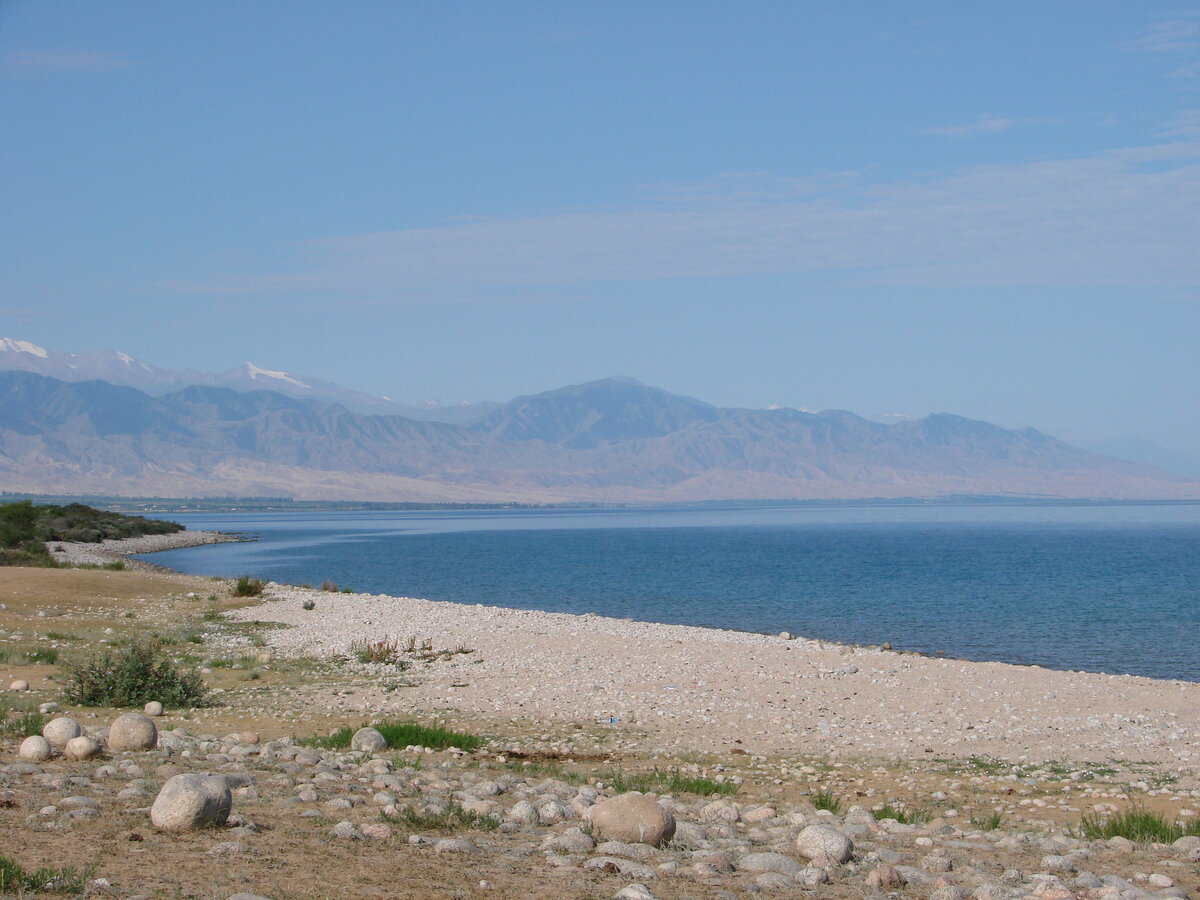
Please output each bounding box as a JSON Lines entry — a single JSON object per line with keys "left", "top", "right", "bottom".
{"left": 2, "top": 556, "right": 1199, "bottom": 899}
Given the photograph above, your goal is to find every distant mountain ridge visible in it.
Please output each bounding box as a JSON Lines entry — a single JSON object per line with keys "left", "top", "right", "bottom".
{"left": 0, "top": 369, "right": 1195, "bottom": 503}
{"left": 0, "top": 337, "right": 498, "bottom": 422}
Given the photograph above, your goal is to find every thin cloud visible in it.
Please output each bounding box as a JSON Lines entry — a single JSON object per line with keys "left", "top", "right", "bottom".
{"left": 1161, "top": 110, "right": 1200, "bottom": 137}
{"left": 2, "top": 49, "right": 131, "bottom": 73}
{"left": 1129, "top": 15, "right": 1200, "bottom": 54}
{"left": 167, "top": 140, "right": 1200, "bottom": 299}
{"left": 919, "top": 115, "right": 1016, "bottom": 137}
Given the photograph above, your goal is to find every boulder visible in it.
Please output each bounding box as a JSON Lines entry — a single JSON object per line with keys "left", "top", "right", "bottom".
{"left": 143, "top": 701, "right": 164, "bottom": 716}
{"left": 795, "top": 823, "right": 854, "bottom": 866}
{"left": 19, "top": 735, "right": 52, "bottom": 761}
{"left": 42, "top": 716, "right": 81, "bottom": 748}
{"left": 587, "top": 793, "right": 676, "bottom": 847}
{"left": 109, "top": 713, "right": 158, "bottom": 751}
{"left": 64, "top": 736, "right": 102, "bottom": 760}
{"left": 350, "top": 727, "right": 387, "bottom": 753}
{"left": 151, "top": 773, "right": 233, "bottom": 831}
{"left": 8, "top": 680, "right": 29, "bottom": 691}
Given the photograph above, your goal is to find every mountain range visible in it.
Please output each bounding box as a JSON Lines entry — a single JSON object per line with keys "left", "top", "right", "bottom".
{"left": 0, "top": 357, "right": 1195, "bottom": 502}
{"left": 0, "top": 337, "right": 497, "bottom": 423}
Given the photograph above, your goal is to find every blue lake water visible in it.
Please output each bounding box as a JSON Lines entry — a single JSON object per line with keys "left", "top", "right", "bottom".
{"left": 139, "top": 503, "right": 1200, "bottom": 682}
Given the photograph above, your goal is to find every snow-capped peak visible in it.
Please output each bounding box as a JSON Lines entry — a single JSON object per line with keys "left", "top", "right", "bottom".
{"left": 0, "top": 337, "right": 49, "bottom": 358}
{"left": 243, "top": 362, "right": 310, "bottom": 388}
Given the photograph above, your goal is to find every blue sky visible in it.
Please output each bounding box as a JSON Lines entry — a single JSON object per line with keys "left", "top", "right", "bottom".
{"left": 2, "top": 2, "right": 1199, "bottom": 469}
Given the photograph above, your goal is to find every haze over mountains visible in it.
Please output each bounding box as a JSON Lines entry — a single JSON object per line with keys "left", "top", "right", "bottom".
{"left": 0, "top": 339, "right": 1195, "bottom": 503}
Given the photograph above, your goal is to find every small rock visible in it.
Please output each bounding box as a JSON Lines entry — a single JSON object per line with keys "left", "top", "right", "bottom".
{"left": 42, "top": 717, "right": 81, "bottom": 748}
{"left": 795, "top": 823, "right": 854, "bottom": 866}
{"left": 329, "top": 821, "right": 364, "bottom": 840}
{"left": 150, "top": 774, "right": 233, "bottom": 831}
{"left": 8, "top": 680, "right": 29, "bottom": 692}
{"left": 350, "top": 727, "right": 387, "bottom": 753}
{"left": 19, "top": 735, "right": 52, "bottom": 762}
{"left": 615, "top": 885, "right": 657, "bottom": 900}
{"left": 63, "top": 736, "right": 102, "bottom": 761}
{"left": 588, "top": 793, "right": 676, "bottom": 847}
{"left": 109, "top": 713, "right": 158, "bottom": 751}
{"left": 360, "top": 823, "right": 393, "bottom": 840}
{"left": 143, "top": 701, "right": 164, "bottom": 717}
{"left": 737, "top": 852, "right": 806, "bottom": 877}
{"left": 433, "top": 838, "right": 478, "bottom": 854}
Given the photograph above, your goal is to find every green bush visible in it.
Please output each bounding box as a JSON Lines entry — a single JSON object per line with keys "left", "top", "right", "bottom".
{"left": 62, "top": 639, "right": 208, "bottom": 708}
{"left": 810, "top": 789, "right": 843, "bottom": 814}
{"left": 234, "top": 576, "right": 266, "bottom": 597}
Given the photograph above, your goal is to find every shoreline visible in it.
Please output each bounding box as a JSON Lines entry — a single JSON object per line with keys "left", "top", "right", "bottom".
{"left": 47, "top": 528, "right": 242, "bottom": 570}
{"left": 60, "top": 529, "right": 1200, "bottom": 769}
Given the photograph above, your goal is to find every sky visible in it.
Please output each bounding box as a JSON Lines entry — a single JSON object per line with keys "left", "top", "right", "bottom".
{"left": 2, "top": 2, "right": 1199, "bottom": 471}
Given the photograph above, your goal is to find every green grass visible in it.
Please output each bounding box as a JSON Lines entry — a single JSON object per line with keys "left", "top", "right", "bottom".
{"left": 299, "top": 719, "right": 485, "bottom": 752}
{"left": 810, "top": 789, "right": 843, "bottom": 814}
{"left": 970, "top": 811, "right": 1004, "bottom": 831}
{"left": 44, "top": 631, "right": 82, "bottom": 641}
{"left": 0, "top": 696, "right": 45, "bottom": 739}
{"left": 21, "top": 647, "right": 59, "bottom": 665}
{"left": 0, "top": 853, "right": 88, "bottom": 893}
{"left": 1079, "top": 807, "right": 1200, "bottom": 843}
{"left": 382, "top": 802, "right": 499, "bottom": 832}
{"left": 201, "top": 609, "right": 223, "bottom": 622}
{"left": 873, "top": 803, "right": 932, "bottom": 825}
{"left": 605, "top": 768, "right": 738, "bottom": 797}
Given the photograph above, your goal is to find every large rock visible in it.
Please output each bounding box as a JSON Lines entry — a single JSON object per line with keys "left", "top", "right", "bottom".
{"left": 587, "top": 793, "right": 676, "bottom": 847}
{"left": 109, "top": 712, "right": 158, "bottom": 751}
{"left": 795, "top": 823, "right": 854, "bottom": 866}
{"left": 64, "top": 735, "right": 102, "bottom": 760}
{"left": 144, "top": 701, "right": 164, "bottom": 717}
{"left": 151, "top": 774, "right": 233, "bottom": 831}
{"left": 42, "top": 716, "right": 81, "bottom": 748}
{"left": 19, "top": 735, "right": 52, "bottom": 761}
{"left": 350, "top": 727, "right": 387, "bottom": 753}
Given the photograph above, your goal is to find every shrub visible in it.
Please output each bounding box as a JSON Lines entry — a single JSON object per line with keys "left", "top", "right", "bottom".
{"left": 0, "top": 697, "right": 45, "bottom": 738}
{"left": 0, "top": 853, "right": 87, "bottom": 894}
{"left": 62, "top": 639, "right": 209, "bottom": 708}
{"left": 300, "top": 720, "right": 484, "bottom": 751}
{"left": 810, "top": 789, "right": 843, "bottom": 814}
{"left": 970, "top": 811, "right": 1004, "bottom": 831}
{"left": 605, "top": 768, "right": 737, "bottom": 796}
{"left": 1080, "top": 807, "right": 1200, "bottom": 843}
{"left": 383, "top": 801, "right": 499, "bottom": 831}
{"left": 302, "top": 598, "right": 316, "bottom": 611}
{"left": 352, "top": 637, "right": 406, "bottom": 666}
{"left": 233, "top": 576, "right": 266, "bottom": 597}
{"left": 319, "top": 580, "right": 339, "bottom": 592}
{"left": 873, "top": 803, "right": 932, "bottom": 825}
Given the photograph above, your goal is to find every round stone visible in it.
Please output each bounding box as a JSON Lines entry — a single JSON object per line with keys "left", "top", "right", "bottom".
{"left": 587, "top": 793, "right": 676, "bottom": 847}
{"left": 108, "top": 713, "right": 158, "bottom": 751}
{"left": 350, "top": 727, "right": 387, "bottom": 753}
{"left": 9, "top": 679, "right": 29, "bottom": 691}
{"left": 795, "top": 823, "right": 854, "bottom": 866}
{"left": 42, "top": 716, "right": 82, "bottom": 748}
{"left": 143, "top": 701, "right": 164, "bottom": 717}
{"left": 64, "top": 735, "right": 102, "bottom": 760}
{"left": 19, "top": 734, "right": 52, "bottom": 761}
{"left": 151, "top": 773, "right": 233, "bottom": 831}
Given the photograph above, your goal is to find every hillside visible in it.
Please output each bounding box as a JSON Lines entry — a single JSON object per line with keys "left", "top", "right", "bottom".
{"left": 0, "top": 371, "right": 1195, "bottom": 502}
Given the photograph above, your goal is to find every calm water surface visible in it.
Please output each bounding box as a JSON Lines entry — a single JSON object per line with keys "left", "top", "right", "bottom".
{"left": 140, "top": 504, "right": 1200, "bottom": 682}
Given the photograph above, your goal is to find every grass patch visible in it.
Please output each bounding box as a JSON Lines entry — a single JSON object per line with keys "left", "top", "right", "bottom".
{"left": 0, "top": 696, "right": 45, "bottom": 738}
{"left": 970, "top": 811, "right": 1004, "bottom": 831}
{"left": 873, "top": 803, "right": 932, "bottom": 825}
{"left": 22, "top": 647, "right": 59, "bottom": 665}
{"left": 605, "top": 768, "right": 737, "bottom": 797}
{"left": 233, "top": 576, "right": 266, "bottom": 597}
{"left": 44, "top": 631, "right": 82, "bottom": 641}
{"left": 1079, "top": 807, "right": 1200, "bottom": 843}
{"left": 62, "top": 638, "right": 209, "bottom": 708}
{"left": 351, "top": 637, "right": 409, "bottom": 667}
{"left": 810, "top": 789, "right": 843, "bottom": 814}
{"left": 0, "top": 853, "right": 89, "bottom": 894}
{"left": 383, "top": 802, "right": 499, "bottom": 832}
{"left": 299, "top": 719, "right": 484, "bottom": 752}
